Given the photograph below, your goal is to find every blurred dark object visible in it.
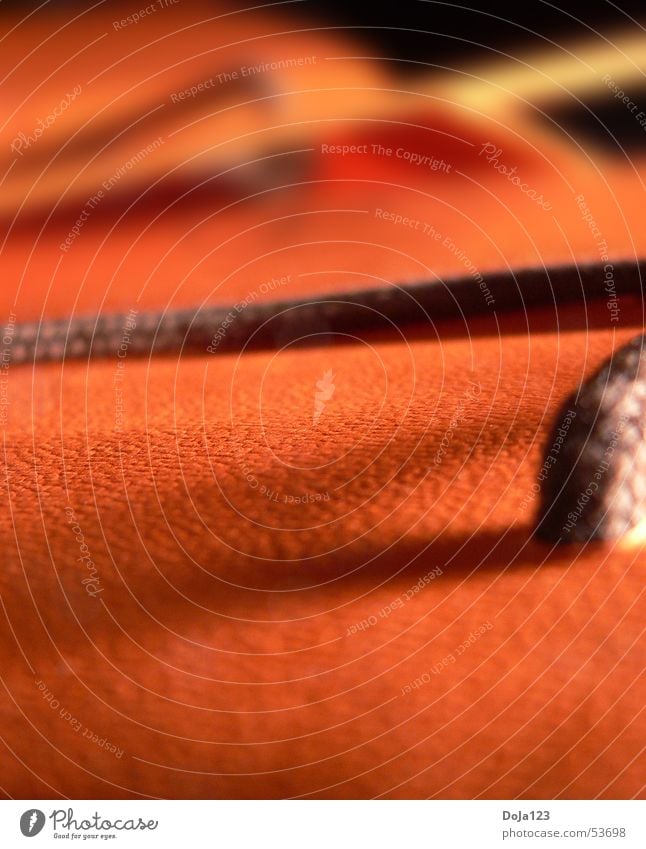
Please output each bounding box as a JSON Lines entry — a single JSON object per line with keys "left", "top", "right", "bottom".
{"left": 303, "top": 1, "right": 646, "bottom": 70}
{"left": 541, "top": 83, "right": 646, "bottom": 152}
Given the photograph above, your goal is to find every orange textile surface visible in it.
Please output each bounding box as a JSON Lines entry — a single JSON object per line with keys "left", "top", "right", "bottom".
{"left": 0, "top": 2, "right": 643, "bottom": 798}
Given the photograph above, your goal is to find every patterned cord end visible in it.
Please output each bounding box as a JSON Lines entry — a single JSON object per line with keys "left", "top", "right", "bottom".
{"left": 536, "top": 334, "right": 646, "bottom": 544}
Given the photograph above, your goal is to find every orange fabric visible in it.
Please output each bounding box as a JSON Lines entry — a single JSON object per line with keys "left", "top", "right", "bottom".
{"left": 0, "top": 2, "right": 643, "bottom": 798}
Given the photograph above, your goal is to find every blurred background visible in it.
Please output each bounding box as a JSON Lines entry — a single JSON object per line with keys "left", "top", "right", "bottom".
{"left": 1, "top": 0, "right": 644, "bottom": 801}
{"left": 3, "top": 0, "right": 646, "bottom": 318}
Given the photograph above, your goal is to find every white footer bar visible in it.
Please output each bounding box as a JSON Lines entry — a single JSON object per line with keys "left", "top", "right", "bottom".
{"left": 0, "top": 800, "right": 643, "bottom": 848}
